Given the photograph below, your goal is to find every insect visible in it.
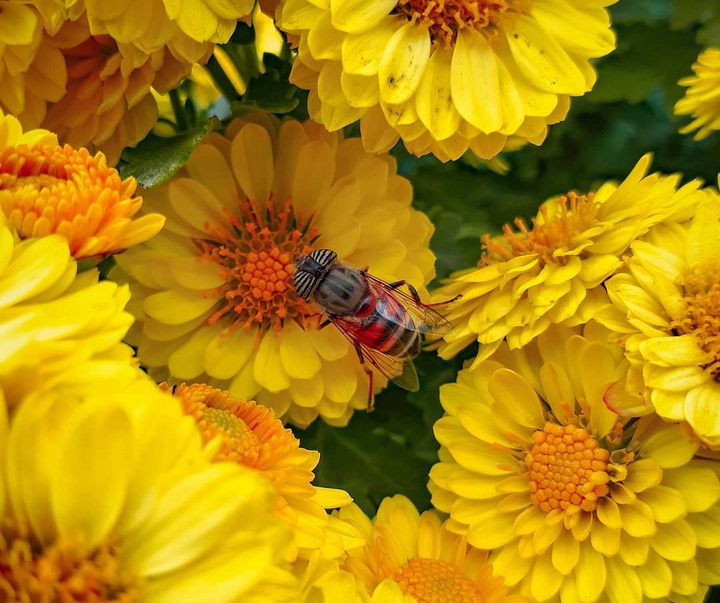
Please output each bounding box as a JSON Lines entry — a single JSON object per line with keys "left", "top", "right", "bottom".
{"left": 293, "top": 248, "right": 454, "bottom": 410}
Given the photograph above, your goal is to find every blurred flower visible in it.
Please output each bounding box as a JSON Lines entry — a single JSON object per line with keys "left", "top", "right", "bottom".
{"left": 0, "top": 214, "right": 139, "bottom": 410}
{"left": 276, "top": 0, "right": 616, "bottom": 161}
{"left": 429, "top": 324, "right": 720, "bottom": 603}
{"left": 166, "top": 382, "right": 352, "bottom": 560}
{"left": 337, "top": 495, "right": 526, "bottom": 603}
{"left": 111, "top": 114, "right": 436, "bottom": 427}
{"left": 675, "top": 47, "right": 720, "bottom": 140}
{"left": 0, "top": 142, "right": 164, "bottom": 259}
{"left": 0, "top": 108, "right": 56, "bottom": 148}
{"left": 0, "top": 378, "right": 299, "bottom": 602}
{"left": 596, "top": 199, "right": 720, "bottom": 449}
{"left": 431, "top": 155, "right": 707, "bottom": 365}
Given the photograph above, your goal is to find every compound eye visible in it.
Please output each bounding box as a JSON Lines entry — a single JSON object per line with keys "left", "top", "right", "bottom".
{"left": 293, "top": 270, "right": 316, "bottom": 300}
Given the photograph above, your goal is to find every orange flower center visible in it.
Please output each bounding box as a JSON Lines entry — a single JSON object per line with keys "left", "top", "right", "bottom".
{"left": 526, "top": 422, "right": 611, "bottom": 514}
{"left": 481, "top": 192, "right": 599, "bottom": 267}
{"left": 0, "top": 529, "right": 136, "bottom": 602}
{"left": 168, "top": 383, "right": 298, "bottom": 470}
{"left": 673, "top": 264, "right": 720, "bottom": 379}
{"left": 0, "top": 144, "right": 147, "bottom": 259}
{"left": 393, "top": 0, "right": 528, "bottom": 46}
{"left": 198, "top": 199, "right": 317, "bottom": 333}
{"left": 394, "top": 557, "right": 484, "bottom": 603}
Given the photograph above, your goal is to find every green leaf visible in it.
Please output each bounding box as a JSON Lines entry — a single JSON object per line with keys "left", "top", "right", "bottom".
{"left": 118, "top": 117, "right": 221, "bottom": 188}
{"left": 610, "top": 0, "right": 671, "bottom": 24}
{"left": 670, "top": 0, "right": 717, "bottom": 30}
{"left": 232, "top": 54, "right": 300, "bottom": 114}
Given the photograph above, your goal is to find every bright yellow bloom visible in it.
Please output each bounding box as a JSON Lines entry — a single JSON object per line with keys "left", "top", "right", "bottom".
{"left": 431, "top": 155, "right": 707, "bottom": 366}
{"left": 596, "top": 198, "right": 720, "bottom": 449}
{"left": 0, "top": 378, "right": 300, "bottom": 602}
{"left": 0, "top": 142, "right": 164, "bottom": 259}
{"left": 337, "top": 495, "right": 526, "bottom": 603}
{"left": 111, "top": 114, "right": 436, "bottom": 427}
{"left": 429, "top": 324, "right": 720, "bottom": 603}
{"left": 277, "top": 0, "right": 616, "bottom": 162}
{"left": 0, "top": 214, "right": 139, "bottom": 409}
{"left": 0, "top": 108, "right": 56, "bottom": 148}
{"left": 675, "top": 48, "right": 720, "bottom": 140}
{"left": 166, "top": 382, "right": 352, "bottom": 560}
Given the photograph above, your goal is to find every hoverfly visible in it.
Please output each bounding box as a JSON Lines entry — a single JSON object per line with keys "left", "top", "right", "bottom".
{"left": 293, "top": 248, "right": 454, "bottom": 409}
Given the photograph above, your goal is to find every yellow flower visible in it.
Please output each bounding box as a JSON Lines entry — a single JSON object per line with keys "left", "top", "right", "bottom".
{"left": 0, "top": 378, "right": 300, "bottom": 602}
{"left": 675, "top": 47, "right": 720, "bottom": 140}
{"left": 0, "top": 108, "right": 56, "bottom": 148}
{"left": 166, "top": 382, "right": 352, "bottom": 560}
{"left": 0, "top": 142, "right": 165, "bottom": 259}
{"left": 431, "top": 155, "right": 707, "bottom": 365}
{"left": 336, "top": 495, "right": 525, "bottom": 603}
{"left": 276, "top": 0, "right": 616, "bottom": 162}
{"left": 111, "top": 114, "right": 436, "bottom": 427}
{"left": 596, "top": 198, "right": 720, "bottom": 449}
{"left": 0, "top": 214, "right": 139, "bottom": 409}
{"left": 429, "top": 324, "right": 720, "bottom": 603}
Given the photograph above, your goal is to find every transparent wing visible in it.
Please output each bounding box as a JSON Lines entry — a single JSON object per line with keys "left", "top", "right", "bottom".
{"left": 330, "top": 316, "right": 420, "bottom": 392}
{"left": 366, "top": 275, "right": 453, "bottom": 336}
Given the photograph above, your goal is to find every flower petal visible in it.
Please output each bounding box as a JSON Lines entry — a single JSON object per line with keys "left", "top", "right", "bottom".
{"left": 378, "top": 22, "right": 431, "bottom": 104}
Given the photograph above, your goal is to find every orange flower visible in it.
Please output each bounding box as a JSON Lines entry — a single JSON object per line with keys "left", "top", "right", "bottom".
{"left": 166, "top": 382, "right": 352, "bottom": 560}
{"left": 0, "top": 142, "right": 164, "bottom": 259}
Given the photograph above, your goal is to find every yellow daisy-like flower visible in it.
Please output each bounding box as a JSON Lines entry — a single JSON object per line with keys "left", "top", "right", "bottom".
{"left": 429, "top": 324, "right": 720, "bottom": 603}
{"left": 0, "top": 142, "right": 165, "bottom": 259}
{"left": 111, "top": 114, "right": 436, "bottom": 427}
{"left": 336, "top": 495, "right": 526, "bottom": 603}
{"left": 277, "top": 0, "right": 616, "bottom": 161}
{"left": 675, "top": 47, "right": 720, "bottom": 140}
{"left": 431, "top": 154, "right": 707, "bottom": 365}
{"left": 0, "top": 378, "right": 300, "bottom": 602}
{"left": 166, "top": 382, "right": 352, "bottom": 560}
{"left": 0, "top": 108, "right": 57, "bottom": 148}
{"left": 0, "top": 214, "right": 139, "bottom": 409}
{"left": 596, "top": 199, "right": 720, "bottom": 449}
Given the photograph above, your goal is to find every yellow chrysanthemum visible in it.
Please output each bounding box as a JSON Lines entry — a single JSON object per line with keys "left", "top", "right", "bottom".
{"left": 0, "top": 378, "right": 300, "bottom": 602}
{"left": 431, "top": 154, "right": 708, "bottom": 365}
{"left": 596, "top": 199, "right": 720, "bottom": 449}
{"left": 0, "top": 214, "right": 139, "bottom": 409}
{"left": 165, "top": 382, "right": 352, "bottom": 560}
{"left": 336, "top": 495, "right": 525, "bottom": 603}
{"left": 276, "top": 0, "right": 616, "bottom": 161}
{"left": 0, "top": 108, "right": 56, "bottom": 148}
{"left": 110, "top": 114, "right": 436, "bottom": 427}
{"left": 429, "top": 324, "right": 720, "bottom": 603}
{"left": 675, "top": 47, "right": 720, "bottom": 140}
{"left": 0, "top": 142, "right": 164, "bottom": 259}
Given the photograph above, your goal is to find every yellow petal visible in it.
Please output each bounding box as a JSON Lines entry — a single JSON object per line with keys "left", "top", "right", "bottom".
{"left": 687, "top": 202, "right": 720, "bottom": 267}
{"left": 487, "top": 368, "right": 545, "bottom": 430}
{"left": 635, "top": 549, "right": 672, "bottom": 599}
{"left": 342, "top": 19, "right": 399, "bottom": 75}
{"left": 619, "top": 500, "right": 656, "bottom": 537}
{"left": 684, "top": 382, "right": 720, "bottom": 448}
{"left": 52, "top": 404, "right": 131, "bottom": 550}
{"left": 573, "top": 545, "right": 606, "bottom": 603}
{"left": 415, "top": 47, "right": 461, "bottom": 140}
{"left": 341, "top": 71, "right": 380, "bottom": 107}
{"left": 254, "top": 332, "right": 290, "bottom": 392}
{"left": 650, "top": 520, "right": 696, "bottom": 562}
{"left": 144, "top": 290, "right": 217, "bottom": 325}
{"left": 204, "top": 330, "right": 257, "bottom": 380}
{"left": 662, "top": 465, "right": 720, "bottom": 513}
{"left": 551, "top": 527, "right": 579, "bottom": 575}
{"left": 307, "top": 11, "right": 343, "bottom": 60}
{"left": 636, "top": 420, "right": 697, "bottom": 469}
{"left": 231, "top": 123, "right": 275, "bottom": 206}
{"left": 378, "top": 21, "right": 431, "bottom": 104}
{"left": 604, "top": 556, "right": 643, "bottom": 603}
{"left": 640, "top": 486, "right": 686, "bottom": 524}
{"left": 505, "top": 14, "right": 586, "bottom": 94}
{"left": 530, "top": 554, "right": 563, "bottom": 601}
{"left": 330, "top": 0, "right": 396, "bottom": 34}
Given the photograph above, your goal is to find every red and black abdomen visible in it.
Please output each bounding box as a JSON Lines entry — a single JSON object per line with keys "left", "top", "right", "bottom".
{"left": 354, "top": 294, "right": 421, "bottom": 359}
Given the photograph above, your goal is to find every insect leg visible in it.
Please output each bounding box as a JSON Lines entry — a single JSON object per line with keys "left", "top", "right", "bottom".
{"left": 404, "top": 282, "right": 462, "bottom": 307}
{"left": 318, "top": 319, "right": 332, "bottom": 330}
{"left": 352, "top": 340, "right": 375, "bottom": 412}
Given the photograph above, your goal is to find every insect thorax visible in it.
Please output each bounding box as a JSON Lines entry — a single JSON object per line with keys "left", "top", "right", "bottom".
{"left": 313, "top": 265, "right": 369, "bottom": 316}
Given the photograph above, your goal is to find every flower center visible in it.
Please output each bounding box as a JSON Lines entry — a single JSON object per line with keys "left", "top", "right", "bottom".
{"left": 169, "top": 383, "right": 298, "bottom": 470}
{"left": 394, "top": 557, "right": 483, "bottom": 603}
{"left": 393, "top": 0, "right": 528, "bottom": 46}
{"left": 0, "top": 528, "right": 136, "bottom": 602}
{"left": 481, "top": 192, "right": 599, "bottom": 267}
{"left": 673, "top": 264, "right": 720, "bottom": 379}
{"left": 198, "top": 199, "right": 317, "bottom": 333}
{"left": 525, "top": 422, "right": 611, "bottom": 514}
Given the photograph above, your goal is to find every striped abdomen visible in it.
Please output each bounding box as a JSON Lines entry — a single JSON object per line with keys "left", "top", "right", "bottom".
{"left": 353, "top": 294, "right": 421, "bottom": 359}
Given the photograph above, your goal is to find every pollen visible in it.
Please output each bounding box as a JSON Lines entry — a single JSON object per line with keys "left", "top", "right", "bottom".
{"left": 393, "top": 0, "right": 528, "bottom": 46}
{"left": 673, "top": 264, "right": 720, "bottom": 379}
{"left": 168, "top": 383, "right": 299, "bottom": 471}
{"left": 394, "top": 557, "right": 484, "bottom": 603}
{"left": 198, "top": 199, "right": 317, "bottom": 332}
{"left": 0, "top": 527, "right": 136, "bottom": 602}
{"left": 0, "top": 143, "right": 160, "bottom": 260}
{"left": 525, "top": 422, "right": 611, "bottom": 514}
{"left": 481, "top": 192, "right": 600, "bottom": 267}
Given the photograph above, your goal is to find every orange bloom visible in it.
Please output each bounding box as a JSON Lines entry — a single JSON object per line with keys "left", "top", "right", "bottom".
{"left": 0, "top": 142, "right": 164, "bottom": 259}
{"left": 166, "top": 382, "right": 352, "bottom": 560}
